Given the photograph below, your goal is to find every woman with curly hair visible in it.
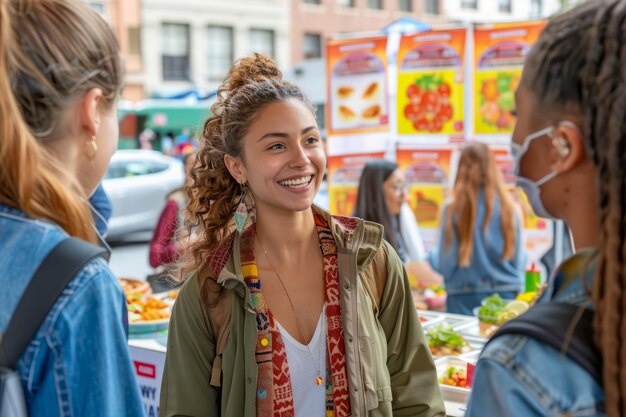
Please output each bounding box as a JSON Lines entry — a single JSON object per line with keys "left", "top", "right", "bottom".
{"left": 159, "top": 54, "right": 445, "bottom": 417}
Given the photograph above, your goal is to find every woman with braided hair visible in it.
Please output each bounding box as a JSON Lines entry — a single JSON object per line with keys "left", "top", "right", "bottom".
{"left": 466, "top": 1, "right": 626, "bottom": 416}
{"left": 159, "top": 53, "right": 445, "bottom": 417}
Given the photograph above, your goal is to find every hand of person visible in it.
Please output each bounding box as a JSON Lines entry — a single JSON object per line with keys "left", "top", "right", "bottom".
{"left": 406, "top": 261, "right": 444, "bottom": 288}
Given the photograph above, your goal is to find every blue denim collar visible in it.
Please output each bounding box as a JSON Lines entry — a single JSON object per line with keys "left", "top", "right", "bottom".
{"left": 547, "top": 248, "right": 597, "bottom": 307}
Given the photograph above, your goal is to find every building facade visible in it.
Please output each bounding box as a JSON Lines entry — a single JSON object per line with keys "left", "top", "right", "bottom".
{"left": 86, "top": 0, "right": 145, "bottom": 101}
{"left": 140, "top": 0, "right": 290, "bottom": 97}
{"left": 291, "top": 0, "right": 448, "bottom": 67}
{"left": 443, "top": 0, "right": 562, "bottom": 24}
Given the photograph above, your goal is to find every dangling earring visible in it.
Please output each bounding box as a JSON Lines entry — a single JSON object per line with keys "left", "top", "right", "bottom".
{"left": 86, "top": 136, "right": 98, "bottom": 160}
{"left": 234, "top": 181, "right": 248, "bottom": 234}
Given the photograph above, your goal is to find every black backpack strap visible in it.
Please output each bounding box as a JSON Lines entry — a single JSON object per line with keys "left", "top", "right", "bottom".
{"left": 488, "top": 302, "right": 602, "bottom": 384}
{"left": 0, "top": 237, "right": 107, "bottom": 368}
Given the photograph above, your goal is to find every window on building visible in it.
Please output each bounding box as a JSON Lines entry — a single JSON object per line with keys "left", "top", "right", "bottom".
{"left": 530, "top": 0, "right": 542, "bottom": 17}
{"left": 303, "top": 33, "right": 322, "bottom": 60}
{"left": 367, "top": 0, "right": 383, "bottom": 10}
{"left": 161, "top": 23, "right": 190, "bottom": 81}
{"left": 338, "top": 0, "right": 355, "bottom": 6}
{"left": 461, "top": 0, "right": 478, "bottom": 9}
{"left": 87, "top": 2, "right": 105, "bottom": 15}
{"left": 207, "top": 25, "right": 234, "bottom": 82}
{"left": 249, "top": 29, "right": 275, "bottom": 58}
{"left": 399, "top": 0, "right": 412, "bottom": 12}
{"left": 303, "top": 0, "right": 321, "bottom": 4}
{"left": 425, "top": 0, "right": 439, "bottom": 14}
{"left": 498, "top": 0, "right": 512, "bottom": 12}
{"left": 128, "top": 27, "right": 141, "bottom": 56}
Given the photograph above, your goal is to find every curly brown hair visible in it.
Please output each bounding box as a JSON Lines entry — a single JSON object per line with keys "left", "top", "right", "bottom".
{"left": 522, "top": 1, "right": 626, "bottom": 415}
{"left": 177, "top": 53, "right": 315, "bottom": 281}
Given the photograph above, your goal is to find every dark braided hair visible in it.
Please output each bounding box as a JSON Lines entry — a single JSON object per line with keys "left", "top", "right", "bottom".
{"left": 522, "top": 1, "right": 626, "bottom": 415}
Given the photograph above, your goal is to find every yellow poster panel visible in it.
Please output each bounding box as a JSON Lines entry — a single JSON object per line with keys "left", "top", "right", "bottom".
{"left": 509, "top": 187, "right": 551, "bottom": 232}
{"left": 329, "top": 185, "right": 359, "bottom": 217}
{"left": 407, "top": 184, "right": 446, "bottom": 229}
{"left": 398, "top": 70, "right": 464, "bottom": 135}
{"left": 474, "top": 68, "right": 521, "bottom": 134}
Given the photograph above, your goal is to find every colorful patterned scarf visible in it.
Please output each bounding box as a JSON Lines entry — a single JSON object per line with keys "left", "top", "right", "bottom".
{"left": 239, "top": 213, "right": 351, "bottom": 417}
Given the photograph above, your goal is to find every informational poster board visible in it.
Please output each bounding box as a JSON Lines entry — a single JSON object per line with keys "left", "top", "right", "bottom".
{"left": 473, "top": 21, "right": 545, "bottom": 144}
{"left": 129, "top": 339, "right": 167, "bottom": 417}
{"left": 326, "top": 36, "right": 390, "bottom": 136}
{"left": 327, "top": 151, "right": 386, "bottom": 216}
{"left": 397, "top": 28, "right": 467, "bottom": 145}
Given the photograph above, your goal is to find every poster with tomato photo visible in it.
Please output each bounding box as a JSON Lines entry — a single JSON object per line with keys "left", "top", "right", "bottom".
{"left": 327, "top": 152, "right": 386, "bottom": 216}
{"left": 397, "top": 29, "right": 466, "bottom": 143}
{"left": 326, "top": 37, "right": 389, "bottom": 136}
{"left": 474, "top": 21, "right": 545, "bottom": 140}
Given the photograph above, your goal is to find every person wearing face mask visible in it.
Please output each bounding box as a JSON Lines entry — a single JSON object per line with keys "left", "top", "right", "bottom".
{"left": 352, "top": 160, "right": 442, "bottom": 287}
{"left": 466, "top": 2, "right": 625, "bottom": 416}
{"left": 429, "top": 142, "right": 526, "bottom": 315}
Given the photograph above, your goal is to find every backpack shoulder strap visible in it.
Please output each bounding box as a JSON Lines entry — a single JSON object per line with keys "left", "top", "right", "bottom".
{"left": 488, "top": 302, "right": 602, "bottom": 384}
{"left": 0, "top": 237, "right": 107, "bottom": 368}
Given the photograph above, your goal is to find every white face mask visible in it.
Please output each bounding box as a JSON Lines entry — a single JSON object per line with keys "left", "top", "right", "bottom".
{"left": 510, "top": 121, "right": 578, "bottom": 219}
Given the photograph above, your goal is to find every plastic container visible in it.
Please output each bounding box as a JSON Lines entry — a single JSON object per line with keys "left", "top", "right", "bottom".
{"left": 525, "top": 262, "right": 541, "bottom": 292}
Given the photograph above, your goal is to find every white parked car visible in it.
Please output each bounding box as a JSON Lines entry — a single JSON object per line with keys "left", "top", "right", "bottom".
{"left": 103, "top": 150, "right": 184, "bottom": 241}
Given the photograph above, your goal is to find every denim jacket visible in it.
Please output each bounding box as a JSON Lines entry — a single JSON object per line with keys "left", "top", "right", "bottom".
{"left": 465, "top": 249, "right": 605, "bottom": 417}
{"left": 0, "top": 204, "right": 145, "bottom": 417}
{"left": 429, "top": 192, "right": 526, "bottom": 296}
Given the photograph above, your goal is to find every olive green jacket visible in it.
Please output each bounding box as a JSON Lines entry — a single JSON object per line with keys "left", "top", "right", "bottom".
{"left": 160, "top": 207, "right": 445, "bottom": 417}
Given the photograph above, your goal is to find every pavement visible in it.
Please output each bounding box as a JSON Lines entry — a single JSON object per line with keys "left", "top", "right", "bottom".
{"left": 108, "top": 232, "right": 153, "bottom": 281}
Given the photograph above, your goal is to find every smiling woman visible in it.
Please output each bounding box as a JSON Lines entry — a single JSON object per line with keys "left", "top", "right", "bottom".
{"left": 159, "top": 53, "right": 445, "bottom": 417}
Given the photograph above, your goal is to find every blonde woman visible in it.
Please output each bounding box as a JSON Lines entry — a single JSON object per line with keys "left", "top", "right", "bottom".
{"left": 0, "top": 1, "right": 143, "bottom": 415}
{"left": 430, "top": 142, "right": 526, "bottom": 314}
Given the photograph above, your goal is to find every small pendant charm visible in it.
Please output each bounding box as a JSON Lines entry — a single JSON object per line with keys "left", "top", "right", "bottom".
{"left": 315, "top": 376, "right": 324, "bottom": 386}
{"left": 234, "top": 198, "right": 248, "bottom": 233}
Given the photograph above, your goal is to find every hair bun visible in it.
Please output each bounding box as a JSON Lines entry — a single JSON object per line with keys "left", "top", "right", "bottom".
{"left": 223, "top": 53, "right": 282, "bottom": 93}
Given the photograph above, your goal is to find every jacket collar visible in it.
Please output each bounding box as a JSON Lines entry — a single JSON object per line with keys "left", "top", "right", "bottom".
{"left": 204, "top": 205, "right": 384, "bottom": 287}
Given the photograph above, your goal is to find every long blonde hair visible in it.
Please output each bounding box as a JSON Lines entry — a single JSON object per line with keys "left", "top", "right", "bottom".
{"left": 0, "top": 0, "right": 122, "bottom": 242}
{"left": 445, "top": 142, "right": 517, "bottom": 267}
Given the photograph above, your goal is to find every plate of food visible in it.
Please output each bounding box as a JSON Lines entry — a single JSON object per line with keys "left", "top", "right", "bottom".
{"left": 127, "top": 295, "right": 172, "bottom": 334}
{"left": 474, "top": 294, "right": 530, "bottom": 337}
{"left": 119, "top": 278, "right": 172, "bottom": 334}
{"left": 426, "top": 324, "right": 473, "bottom": 357}
{"left": 435, "top": 357, "right": 472, "bottom": 404}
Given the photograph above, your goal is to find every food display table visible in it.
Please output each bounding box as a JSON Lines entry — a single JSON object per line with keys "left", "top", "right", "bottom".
{"left": 128, "top": 309, "right": 483, "bottom": 417}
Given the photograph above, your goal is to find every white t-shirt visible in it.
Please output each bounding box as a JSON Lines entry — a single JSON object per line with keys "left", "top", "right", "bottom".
{"left": 276, "top": 309, "right": 327, "bottom": 417}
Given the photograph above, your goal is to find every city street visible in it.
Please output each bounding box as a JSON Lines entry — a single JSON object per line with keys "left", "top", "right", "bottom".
{"left": 109, "top": 233, "right": 153, "bottom": 281}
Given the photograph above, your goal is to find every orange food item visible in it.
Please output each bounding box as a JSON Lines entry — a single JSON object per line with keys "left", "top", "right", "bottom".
{"left": 338, "top": 105, "right": 356, "bottom": 121}
{"left": 481, "top": 79, "right": 499, "bottom": 101}
{"left": 362, "top": 104, "right": 381, "bottom": 120}
{"left": 362, "top": 82, "right": 379, "bottom": 100}
{"left": 337, "top": 86, "right": 355, "bottom": 99}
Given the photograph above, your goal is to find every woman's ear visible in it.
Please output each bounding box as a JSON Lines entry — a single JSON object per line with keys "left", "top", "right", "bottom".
{"left": 549, "top": 122, "right": 586, "bottom": 174}
{"left": 223, "top": 154, "right": 246, "bottom": 184}
{"left": 78, "top": 88, "right": 104, "bottom": 137}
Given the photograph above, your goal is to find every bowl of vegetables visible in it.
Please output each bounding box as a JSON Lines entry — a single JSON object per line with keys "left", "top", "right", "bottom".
{"left": 427, "top": 324, "right": 472, "bottom": 356}
{"left": 475, "top": 294, "right": 530, "bottom": 337}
